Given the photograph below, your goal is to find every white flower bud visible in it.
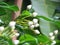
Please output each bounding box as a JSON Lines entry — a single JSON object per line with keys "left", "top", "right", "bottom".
{"left": 51, "top": 40, "right": 56, "bottom": 45}
{"left": 30, "top": 25, "right": 34, "bottom": 29}
{"left": 0, "top": 19, "right": 3, "bottom": 23}
{"left": 34, "top": 23, "right": 39, "bottom": 27}
{"left": 0, "top": 26, "right": 4, "bottom": 31}
{"left": 32, "top": 12, "right": 38, "bottom": 17}
{"left": 50, "top": 36, "right": 55, "bottom": 40}
{"left": 49, "top": 32, "right": 53, "bottom": 37}
{"left": 34, "top": 30, "right": 40, "bottom": 34}
{"left": 13, "top": 40, "right": 19, "bottom": 45}
{"left": 54, "top": 30, "right": 58, "bottom": 35}
{"left": 33, "top": 19, "right": 38, "bottom": 24}
{"left": 9, "top": 21, "right": 16, "bottom": 27}
{"left": 27, "top": 5, "right": 32, "bottom": 10}
{"left": 28, "top": 21, "right": 33, "bottom": 26}
{"left": 54, "top": 16, "right": 59, "bottom": 20}
{"left": 15, "top": 33, "right": 20, "bottom": 37}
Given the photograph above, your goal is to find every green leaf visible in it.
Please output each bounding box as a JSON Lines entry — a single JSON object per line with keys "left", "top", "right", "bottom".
{"left": 0, "top": 36, "right": 14, "bottom": 45}
{"left": 20, "top": 10, "right": 31, "bottom": 19}
{"left": 36, "top": 35, "right": 51, "bottom": 45}
{"left": 19, "top": 34, "right": 38, "bottom": 44}
{"left": 51, "top": 0, "right": 60, "bottom": 2}
{"left": 31, "top": 0, "right": 60, "bottom": 36}
{"left": 0, "top": 2, "right": 19, "bottom": 11}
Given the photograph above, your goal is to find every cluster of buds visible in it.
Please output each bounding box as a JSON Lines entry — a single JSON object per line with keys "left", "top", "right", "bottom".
{"left": 27, "top": 5, "right": 40, "bottom": 34}
{"left": 0, "top": 21, "right": 20, "bottom": 45}
{"left": 28, "top": 19, "right": 40, "bottom": 34}
{"left": 28, "top": 19, "right": 39, "bottom": 29}
{"left": 49, "top": 30, "right": 58, "bottom": 45}
{"left": 9, "top": 21, "right": 20, "bottom": 45}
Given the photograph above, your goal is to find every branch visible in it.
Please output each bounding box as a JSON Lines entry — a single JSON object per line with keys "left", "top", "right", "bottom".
{"left": 12, "top": 0, "right": 23, "bottom": 20}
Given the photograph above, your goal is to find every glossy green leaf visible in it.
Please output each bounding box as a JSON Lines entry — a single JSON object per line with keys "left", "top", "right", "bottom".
{"left": 19, "top": 34, "right": 38, "bottom": 44}
{"left": 31, "top": 0, "right": 60, "bottom": 36}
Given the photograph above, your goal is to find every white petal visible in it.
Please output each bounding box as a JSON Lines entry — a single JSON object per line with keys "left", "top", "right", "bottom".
{"left": 0, "top": 19, "right": 3, "bottom": 23}
{"left": 27, "top": 5, "right": 32, "bottom": 9}
{"left": 0, "top": 26, "right": 4, "bottom": 31}
{"left": 15, "top": 33, "right": 20, "bottom": 37}
{"left": 30, "top": 25, "right": 34, "bottom": 29}
{"left": 13, "top": 40, "right": 19, "bottom": 45}
{"left": 50, "top": 36, "right": 55, "bottom": 40}
{"left": 54, "top": 30, "right": 58, "bottom": 35}
{"left": 49, "top": 32, "right": 53, "bottom": 36}
{"left": 32, "top": 12, "right": 38, "bottom": 17}
{"left": 34, "top": 23, "right": 39, "bottom": 27}
{"left": 9, "top": 21, "right": 16, "bottom": 27}
{"left": 28, "top": 21, "right": 33, "bottom": 26}
{"left": 34, "top": 30, "right": 40, "bottom": 34}
{"left": 33, "top": 19, "right": 38, "bottom": 24}
{"left": 51, "top": 40, "right": 56, "bottom": 45}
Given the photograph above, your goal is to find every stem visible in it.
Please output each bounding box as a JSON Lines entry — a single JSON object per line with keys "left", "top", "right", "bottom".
{"left": 12, "top": 0, "right": 23, "bottom": 20}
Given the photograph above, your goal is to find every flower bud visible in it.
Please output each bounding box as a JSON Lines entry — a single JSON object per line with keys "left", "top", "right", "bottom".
{"left": 30, "top": 25, "right": 34, "bottom": 29}
{"left": 13, "top": 40, "right": 19, "bottom": 45}
{"left": 33, "top": 19, "right": 38, "bottom": 24}
{"left": 51, "top": 40, "right": 56, "bottom": 45}
{"left": 49, "top": 32, "right": 53, "bottom": 37}
{"left": 0, "top": 26, "right": 4, "bottom": 31}
{"left": 50, "top": 36, "right": 55, "bottom": 40}
{"left": 28, "top": 21, "right": 33, "bottom": 26}
{"left": 9, "top": 21, "right": 16, "bottom": 27}
{"left": 32, "top": 12, "right": 38, "bottom": 17}
{"left": 15, "top": 33, "right": 20, "bottom": 37}
{"left": 54, "top": 30, "right": 58, "bottom": 35}
{"left": 34, "top": 23, "right": 39, "bottom": 27}
{"left": 27, "top": 5, "right": 32, "bottom": 10}
{"left": 34, "top": 30, "right": 40, "bottom": 34}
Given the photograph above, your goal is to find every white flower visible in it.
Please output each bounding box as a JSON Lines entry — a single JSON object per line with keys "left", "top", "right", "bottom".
{"left": 51, "top": 40, "right": 56, "bottom": 45}
{"left": 49, "top": 32, "right": 53, "bottom": 37}
{"left": 50, "top": 36, "right": 55, "bottom": 40}
{"left": 28, "top": 21, "right": 33, "bottom": 26}
{"left": 13, "top": 40, "right": 19, "bottom": 45}
{"left": 27, "top": 5, "right": 32, "bottom": 9}
{"left": 30, "top": 25, "right": 34, "bottom": 29}
{"left": 33, "top": 19, "right": 38, "bottom": 24}
{"left": 34, "top": 30, "right": 40, "bottom": 34}
{"left": 34, "top": 23, "right": 39, "bottom": 27}
{"left": 0, "top": 26, "right": 4, "bottom": 31}
{"left": 15, "top": 33, "right": 20, "bottom": 37}
{"left": 32, "top": 12, "right": 38, "bottom": 17}
{"left": 9, "top": 21, "right": 16, "bottom": 27}
{"left": 54, "top": 30, "right": 58, "bottom": 35}
{"left": 54, "top": 16, "right": 59, "bottom": 20}
{"left": 0, "top": 19, "right": 3, "bottom": 23}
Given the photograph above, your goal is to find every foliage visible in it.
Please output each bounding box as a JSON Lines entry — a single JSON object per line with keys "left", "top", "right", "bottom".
{"left": 0, "top": 2, "right": 19, "bottom": 24}
{"left": 31, "top": 0, "right": 60, "bottom": 36}
{"left": 0, "top": 0, "right": 60, "bottom": 45}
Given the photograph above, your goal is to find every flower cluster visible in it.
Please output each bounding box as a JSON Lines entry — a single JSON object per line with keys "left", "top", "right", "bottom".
{"left": 49, "top": 30, "right": 58, "bottom": 45}
{"left": 27, "top": 5, "right": 40, "bottom": 34}
{"left": 9, "top": 21, "right": 20, "bottom": 45}
{"left": 0, "top": 21, "right": 20, "bottom": 45}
